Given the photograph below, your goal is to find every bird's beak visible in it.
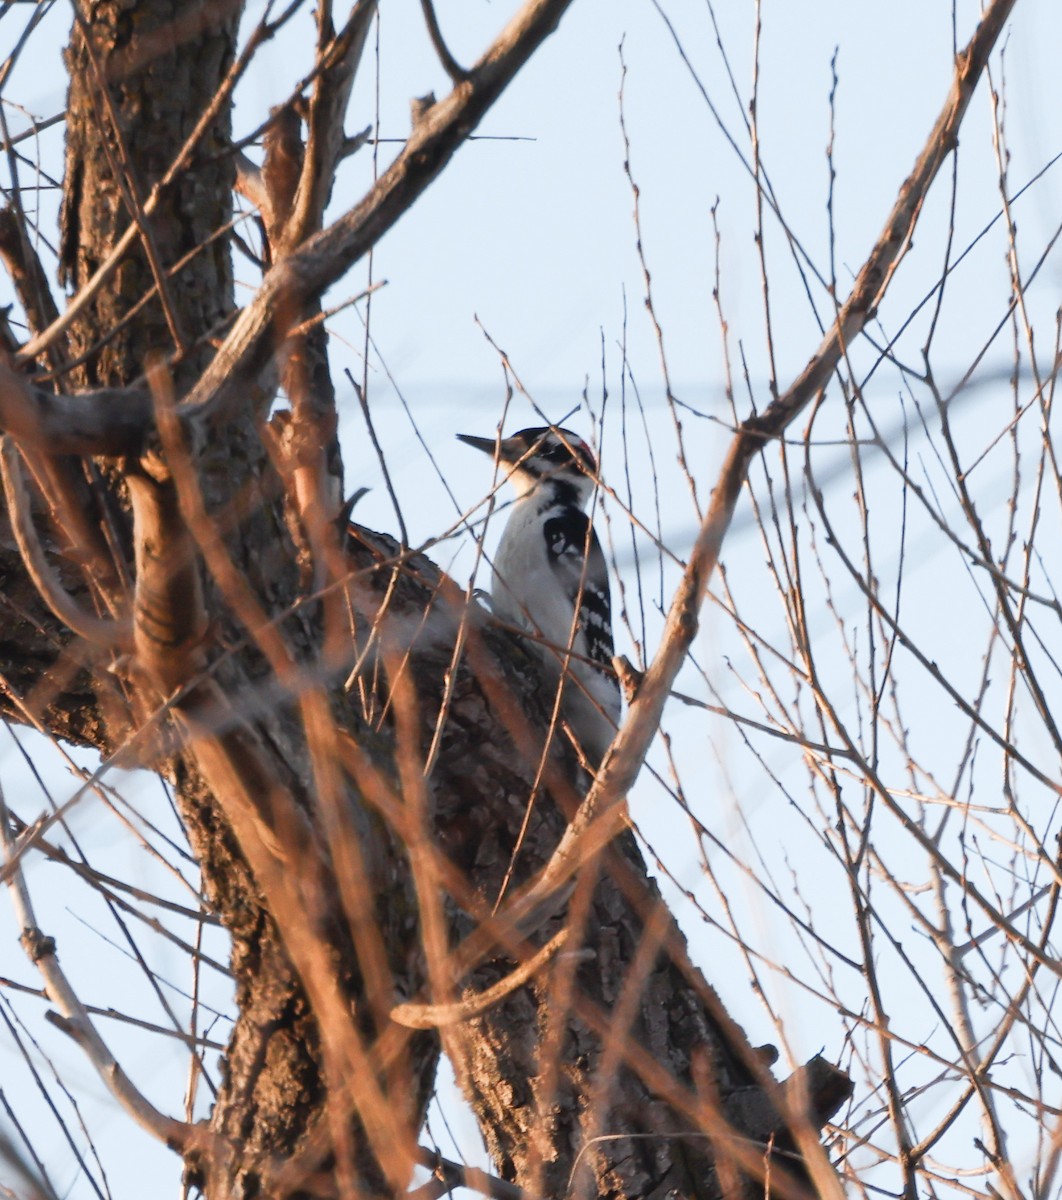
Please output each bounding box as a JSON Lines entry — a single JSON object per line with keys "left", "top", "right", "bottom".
{"left": 456, "top": 433, "right": 496, "bottom": 456}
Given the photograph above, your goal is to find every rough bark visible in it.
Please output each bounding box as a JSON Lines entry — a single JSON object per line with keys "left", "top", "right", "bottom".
{"left": 355, "top": 539, "right": 853, "bottom": 1200}
{"left": 0, "top": 1, "right": 854, "bottom": 1198}
{"left": 49, "top": 4, "right": 440, "bottom": 1197}
{"left": 59, "top": 0, "right": 237, "bottom": 389}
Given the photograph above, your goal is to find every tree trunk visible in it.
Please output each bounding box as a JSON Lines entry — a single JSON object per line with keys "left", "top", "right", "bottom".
{"left": 53, "top": 4, "right": 440, "bottom": 1196}
{"left": 356, "top": 539, "right": 853, "bottom": 1200}
{"left": 0, "top": 2, "right": 852, "bottom": 1197}
{"left": 60, "top": 0, "right": 236, "bottom": 389}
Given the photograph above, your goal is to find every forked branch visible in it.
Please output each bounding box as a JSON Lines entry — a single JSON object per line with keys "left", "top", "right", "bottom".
{"left": 182, "top": 0, "right": 577, "bottom": 422}
{"left": 0, "top": 785, "right": 203, "bottom": 1154}
{"left": 521, "top": 0, "right": 1020, "bottom": 904}
{"left": 286, "top": 0, "right": 378, "bottom": 250}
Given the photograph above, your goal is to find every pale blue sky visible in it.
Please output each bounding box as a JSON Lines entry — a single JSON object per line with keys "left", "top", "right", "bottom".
{"left": 2, "top": 1, "right": 1062, "bottom": 1195}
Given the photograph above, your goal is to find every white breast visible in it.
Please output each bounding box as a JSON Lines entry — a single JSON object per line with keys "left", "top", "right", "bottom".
{"left": 490, "top": 497, "right": 620, "bottom": 764}
{"left": 492, "top": 500, "right": 584, "bottom": 654}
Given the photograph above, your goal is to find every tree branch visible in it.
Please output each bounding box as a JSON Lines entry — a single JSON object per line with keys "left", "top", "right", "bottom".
{"left": 0, "top": 206, "right": 61, "bottom": 352}
{"left": 520, "top": 0, "right": 1019, "bottom": 910}
{"left": 233, "top": 150, "right": 274, "bottom": 227}
{"left": 181, "top": 0, "right": 576, "bottom": 422}
{"left": 0, "top": 783, "right": 203, "bottom": 1154}
{"left": 419, "top": 0, "right": 469, "bottom": 82}
{"left": 285, "top": 0, "right": 377, "bottom": 250}
{"left": 390, "top": 927, "right": 569, "bottom": 1029}
{"left": 412, "top": 1148, "right": 540, "bottom": 1200}
{"left": 0, "top": 436, "right": 129, "bottom": 645}
{"left": 0, "top": 358, "right": 151, "bottom": 455}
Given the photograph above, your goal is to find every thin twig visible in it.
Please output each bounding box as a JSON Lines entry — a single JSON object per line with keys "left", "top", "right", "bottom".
{"left": 391, "top": 927, "right": 568, "bottom": 1029}
{"left": 516, "top": 0, "right": 1020, "bottom": 914}
{"left": 419, "top": 0, "right": 469, "bottom": 81}
{"left": 0, "top": 784, "right": 202, "bottom": 1153}
{"left": 411, "top": 1147, "right": 539, "bottom": 1200}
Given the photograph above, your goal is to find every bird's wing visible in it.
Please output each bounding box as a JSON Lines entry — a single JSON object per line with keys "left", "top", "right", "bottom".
{"left": 542, "top": 510, "right": 614, "bottom": 667}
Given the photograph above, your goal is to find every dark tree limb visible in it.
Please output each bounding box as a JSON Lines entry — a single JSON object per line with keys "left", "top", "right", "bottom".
{"left": 0, "top": 359, "right": 151, "bottom": 455}
{"left": 0, "top": 437, "right": 128, "bottom": 646}
{"left": 0, "top": 206, "right": 62, "bottom": 357}
{"left": 412, "top": 1146, "right": 539, "bottom": 1200}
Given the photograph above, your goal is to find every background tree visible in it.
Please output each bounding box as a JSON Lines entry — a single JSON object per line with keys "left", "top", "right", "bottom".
{"left": 0, "top": 2, "right": 1059, "bottom": 1199}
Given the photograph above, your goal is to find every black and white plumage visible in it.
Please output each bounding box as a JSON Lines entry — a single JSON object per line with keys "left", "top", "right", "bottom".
{"left": 458, "top": 426, "right": 621, "bottom": 765}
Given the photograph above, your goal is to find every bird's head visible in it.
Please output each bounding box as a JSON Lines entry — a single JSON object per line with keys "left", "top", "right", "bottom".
{"left": 458, "top": 426, "right": 598, "bottom": 504}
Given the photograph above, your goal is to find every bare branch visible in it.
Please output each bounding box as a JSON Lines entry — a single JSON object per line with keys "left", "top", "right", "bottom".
{"left": 419, "top": 0, "right": 469, "bottom": 82}
{"left": 391, "top": 927, "right": 569, "bottom": 1029}
{"left": 0, "top": 436, "right": 128, "bottom": 646}
{"left": 521, "top": 0, "right": 1019, "bottom": 909}
{"left": 261, "top": 103, "right": 303, "bottom": 247}
{"left": 0, "top": 206, "right": 61, "bottom": 353}
{"left": 412, "top": 1148, "right": 540, "bottom": 1200}
{"left": 0, "top": 784, "right": 202, "bottom": 1154}
{"left": 0, "top": 1124, "right": 60, "bottom": 1200}
{"left": 285, "top": 0, "right": 378, "bottom": 249}
{"left": 752, "top": 0, "right": 1018, "bottom": 439}
{"left": 233, "top": 151, "right": 273, "bottom": 227}
{"left": 181, "top": 0, "right": 577, "bottom": 422}
{"left": 0, "top": 357, "right": 151, "bottom": 455}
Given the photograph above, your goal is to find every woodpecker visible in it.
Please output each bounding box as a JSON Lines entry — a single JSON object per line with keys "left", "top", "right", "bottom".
{"left": 458, "top": 426, "right": 621, "bottom": 766}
